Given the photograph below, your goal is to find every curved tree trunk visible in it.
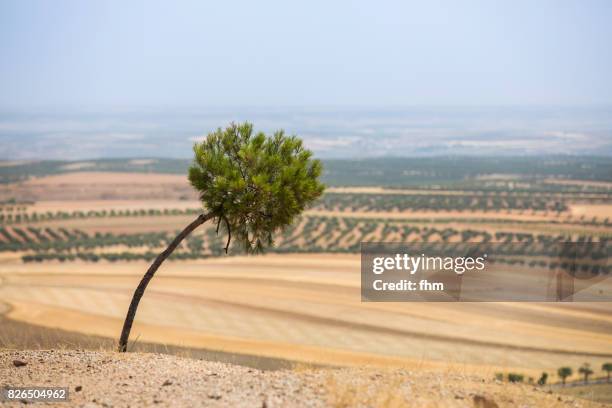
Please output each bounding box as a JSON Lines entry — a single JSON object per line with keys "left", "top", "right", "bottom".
{"left": 118, "top": 212, "right": 214, "bottom": 352}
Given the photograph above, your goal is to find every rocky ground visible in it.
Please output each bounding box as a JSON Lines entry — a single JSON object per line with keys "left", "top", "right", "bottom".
{"left": 0, "top": 350, "right": 608, "bottom": 407}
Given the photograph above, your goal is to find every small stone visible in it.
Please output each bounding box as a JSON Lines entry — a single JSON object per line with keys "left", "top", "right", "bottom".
{"left": 473, "top": 394, "right": 499, "bottom": 408}
{"left": 162, "top": 380, "right": 172, "bottom": 386}
{"left": 75, "top": 386, "right": 83, "bottom": 392}
{"left": 13, "top": 360, "right": 27, "bottom": 367}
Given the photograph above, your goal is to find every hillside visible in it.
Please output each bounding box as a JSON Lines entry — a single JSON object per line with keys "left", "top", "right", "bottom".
{"left": 1, "top": 350, "right": 609, "bottom": 407}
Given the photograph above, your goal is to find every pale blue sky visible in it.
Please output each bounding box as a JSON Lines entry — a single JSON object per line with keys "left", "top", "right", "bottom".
{"left": 1, "top": 0, "right": 611, "bottom": 109}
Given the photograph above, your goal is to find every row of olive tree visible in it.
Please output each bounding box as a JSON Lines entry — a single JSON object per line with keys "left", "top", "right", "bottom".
{"left": 557, "top": 363, "right": 612, "bottom": 385}
{"left": 317, "top": 192, "right": 569, "bottom": 212}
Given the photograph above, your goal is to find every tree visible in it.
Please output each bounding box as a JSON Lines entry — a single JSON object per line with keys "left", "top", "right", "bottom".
{"left": 117, "top": 122, "right": 325, "bottom": 352}
{"left": 603, "top": 363, "right": 612, "bottom": 383}
{"left": 507, "top": 373, "right": 524, "bottom": 383}
{"left": 579, "top": 363, "right": 593, "bottom": 384}
{"left": 537, "top": 372, "right": 548, "bottom": 386}
{"left": 557, "top": 367, "right": 572, "bottom": 386}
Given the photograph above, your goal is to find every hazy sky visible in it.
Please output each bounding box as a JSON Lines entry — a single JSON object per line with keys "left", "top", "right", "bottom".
{"left": 1, "top": 0, "right": 611, "bottom": 109}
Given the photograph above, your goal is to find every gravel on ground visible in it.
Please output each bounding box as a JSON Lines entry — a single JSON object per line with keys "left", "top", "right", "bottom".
{"left": 0, "top": 350, "right": 606, "bottom": 407}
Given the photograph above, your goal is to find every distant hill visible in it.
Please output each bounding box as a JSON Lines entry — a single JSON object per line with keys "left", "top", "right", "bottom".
{"left": 1, "top": 156, "right": 612, "bottom": 188}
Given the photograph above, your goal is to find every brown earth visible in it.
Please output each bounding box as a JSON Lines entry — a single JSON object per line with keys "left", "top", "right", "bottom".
{"left": 1, "top": 350, "right": 609, "bottom": 407}
{"left": 0, "top": 172, "right": 196, "bottom": 201}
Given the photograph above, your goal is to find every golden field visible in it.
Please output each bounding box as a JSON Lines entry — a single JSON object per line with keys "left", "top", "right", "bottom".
{"left": 1, "top": 255, "right": 611, "bottom": 377}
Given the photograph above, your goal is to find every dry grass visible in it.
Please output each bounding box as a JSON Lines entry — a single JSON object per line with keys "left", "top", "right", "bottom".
{"left": 301, "top": 366, "right": 610, "bottom": 407}
{"left": 0, "top": 314, "right": 114, "bottom": 351}
{"left": 555, "top": 383, "right": 612, "bottom": 404}
{"left": 325, "top": 371, "right": 410, "bottom": 407}
{"left": 0, "top": 315, "right": 294, "bottom": 370}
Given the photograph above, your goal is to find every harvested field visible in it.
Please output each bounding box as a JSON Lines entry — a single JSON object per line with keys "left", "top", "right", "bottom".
{"left": 26, "top": 172, "right": 187, "bottom": 185}
{"left": 1, "top": 255, "right": 611, "bottom": 377}
{"left": 0, "top": 172, "right": 195, "bottom": 201}
{"left": 570, "top": 204, "right": 612, "bottom": 219}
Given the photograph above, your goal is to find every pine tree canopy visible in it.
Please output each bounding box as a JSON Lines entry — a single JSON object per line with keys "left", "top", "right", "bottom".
{"left": 188, "top": 122, "right": 325, "bottom": 253}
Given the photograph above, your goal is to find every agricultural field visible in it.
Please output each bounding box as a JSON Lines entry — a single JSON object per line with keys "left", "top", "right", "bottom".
{"left": 1, "top": 157, "right": 611, "bottom": 391}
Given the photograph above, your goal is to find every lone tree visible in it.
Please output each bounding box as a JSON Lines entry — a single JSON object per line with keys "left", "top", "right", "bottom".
{"left": 557, "top": 367, "right": 572, "bottom": 386}
{"left": 578, "top": 363, "right": 594, "bottom": 385}
{"left": 118, "top": 122, "right": 325, "bottom": 352}
{"left": 603, "top": 363, "right": 612, "bottom": 383}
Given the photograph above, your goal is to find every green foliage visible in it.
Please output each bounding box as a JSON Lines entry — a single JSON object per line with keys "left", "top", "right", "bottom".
{"left": 317, "top": 192, "right": 569, "bottom": 212}
{"left": 558, "top": 367, "right": 573, "bottom": 384}
{"left": 537, "top": 372, "right": 548, "bottom": 386}
{"left": 507, "top": 373, "right": 524, "bottom": 383}
{"left": 188, "top": 122, "right": 325, "bottom": 253}
{"left": 603, "top": 363, "right": 612, "bottom": 382}
{"left": 579, "top": 363, "right": 594, "bottom": 383}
